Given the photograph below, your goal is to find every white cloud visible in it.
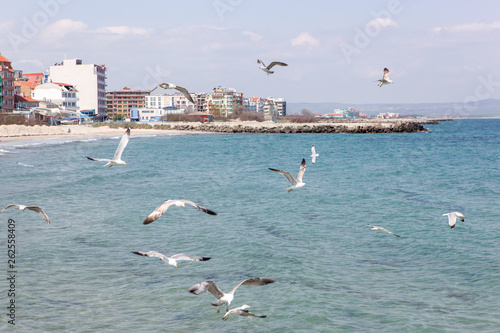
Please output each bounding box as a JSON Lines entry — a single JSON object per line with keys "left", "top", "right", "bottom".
{"left": 291, "top": 32, "right": 319, "bottom": 47}
{"left": 243, "top": 30, "right": 263, "bottom": 42}
{"left": 367, "top": 18, "right": 398, "bottom": 29}
{"left": 432, "top": 21, "right": 500, "bottom": 34}
{"left": 95, "top": 25, "right": 154, "bottom": 36}
{"left": 39, "top": 19, "right": 87, "bottom": 43}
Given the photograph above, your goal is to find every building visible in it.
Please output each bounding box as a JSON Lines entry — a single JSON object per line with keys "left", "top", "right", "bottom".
{"left": 22, "top": 72, "right": 47, "bottom": 85}
{"left": 106, "top": 87, "right": 149, "bottom": 119}
{"left": 14, "top": 94, "right": 39, "bottom": 110}
{"left": 377, "top": 112, "right": 400, "bottom": 119}
{"left": 130, "top": 106, "right": 183, "bottom": 122}
{"left": 48, "top": 58, "right": 107, "bottom": 117}
{"left": 269, "top": 97, "right": 286, "bottom": 116}
{"left": 206, "top": 86, "right": 243, "bottom": 117}
{"left": 145, "top": 94, "right": 173, "bottom": 109}
{"left": 32, "top": 82, "right": 79, "bottom": 111}
{"left": 0, "top": 54, "right": 15, "bottom": 112}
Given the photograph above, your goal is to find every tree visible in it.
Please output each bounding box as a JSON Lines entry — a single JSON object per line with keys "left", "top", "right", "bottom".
{"left": 300, "top": 108, "right": 314, "bottom": 117}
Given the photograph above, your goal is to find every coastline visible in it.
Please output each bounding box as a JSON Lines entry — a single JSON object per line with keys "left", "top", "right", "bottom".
{"left": 0, "top": 118, "right": 443, "bottom": 143}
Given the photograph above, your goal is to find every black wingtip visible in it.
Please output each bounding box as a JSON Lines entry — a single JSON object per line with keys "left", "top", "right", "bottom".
{"left": 131, "top": 251, "right": 142, "bottom": 256}
{"left": 86, "top": 157, "right": 94, "bottom": 161}
{"left": 206, "top": 209, "right": 217, "bottom": 216}
{"left": 201, "top": 257, "right": 211, "bottom": 261}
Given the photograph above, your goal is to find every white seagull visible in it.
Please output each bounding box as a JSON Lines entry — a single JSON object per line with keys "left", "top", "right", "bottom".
{"left": 222, "top": 305, "right": 267, "bottom": 321}
{"left": 311, "top": 145, "right": 319, "bottom": 164}
{"left": 150, "top": 83, "right": 195, "bottom": 104}
{"left": 143, "top": 199, "right": 217, "bottom": 225}
{"left": 131, "top": 251, "right": 210, "bottom": 268}
{"left": 375, "top": 68, "right": 393, "bottom": 87}
{"left": 442, "top": 212, "right": 465, "bottom": 229}
{"left": 188, "top": 278, "right": 277, "bottom": 313}
{"left": 269, "top": 158, "right": 306, "bottom": 192}
{"left": 257, "top": 59, "right": 288, "bottom": 75}
{"left": 367, "top": 224, "right": 400, "bottom": 237}
{"left": 86, "top": 128, "right": 130, "bottom": 167}
{"left": 0, "top": 204, "right": 51, "bottom": 224}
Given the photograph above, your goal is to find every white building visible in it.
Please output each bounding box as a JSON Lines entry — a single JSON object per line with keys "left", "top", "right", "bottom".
{"left": 145, "top": 94, "right": 173, "bottom": 109}
{"left": 32, "top": 82, "right": 79, "bottom": 111}
{"left": 130, "top": 107, "right": 184, "bottom": 122}
{"left": 48, "top": 58, "right": 107, "bottom": 116}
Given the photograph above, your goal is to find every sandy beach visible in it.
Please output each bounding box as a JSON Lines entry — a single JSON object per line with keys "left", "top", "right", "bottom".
{"left": 0, "top": 124, "right": 206, "bottom": 143}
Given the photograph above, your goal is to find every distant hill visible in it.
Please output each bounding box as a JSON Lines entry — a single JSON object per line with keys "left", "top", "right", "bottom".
{"left": 287, "top": 99, "right": 500, "bottom": 117}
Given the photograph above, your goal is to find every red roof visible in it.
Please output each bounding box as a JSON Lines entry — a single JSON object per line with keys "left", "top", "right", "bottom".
{"left": 0, "top": 54, "right": 12, "bottom": 63}
{"left": 15, "top": 94, "right": 38, "bottom": 103}
{"left": 51, "top": 82, "right": 74, "bottom": 87}
{"left": 17, "top": 81, "right": 38, "bottom": 89}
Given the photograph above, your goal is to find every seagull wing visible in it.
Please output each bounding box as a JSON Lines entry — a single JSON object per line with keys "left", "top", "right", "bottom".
{"left": 170, "top": 253, "right": 211, "bottom": 261}
{"left": 188, "top": 281, "right": 225, "bottom": 299}
{"left": 267, "top": 61, "right": 288, "bottom": 69}
{"left": 230, "top": 277, "right": 277, "bottom": 295}
{"left": 131, "top": 251, "right": 168, "bottom": 260}
{"left": 113, "top": 128, "right": 130, "bottom": 161}
{"left": 269, "top": 168, "right": 297, "bottom": 185}
{"left": 173, "top": 86, "right": 195, "bottom": 104}
{"left": 143, "top": 200, "right": 177, "bottom": 225}
{"left": 295, "top": 159, "right": 306, "bottom": 183}
{"left": 26, "top": 206, "right": 51, "bottom": 223}
{"left": 447, "top": 213, "right": 457, "bottom": 229}
{"left": 86, "top": 157, "right": 112, "bottom": 162}
{"left": 180, "top": 200, "right": 217, "bottom": 215}
{"left": 257, "top": 59, "right": 266, "bottom": 67}
{"left": 383, "top": 68, "right": 390, "bottom": 81}
{"left": 0, "top": 204, "right": 20, "bottom": 215}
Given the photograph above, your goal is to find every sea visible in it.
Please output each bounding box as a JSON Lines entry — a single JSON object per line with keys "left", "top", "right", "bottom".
{"left": 0, "top": 118, "right": 499, "bottom": 332}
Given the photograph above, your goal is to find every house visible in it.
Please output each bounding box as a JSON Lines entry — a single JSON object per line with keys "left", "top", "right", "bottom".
{"left": 32, "top": 82, "right": 79, "bottom": 111}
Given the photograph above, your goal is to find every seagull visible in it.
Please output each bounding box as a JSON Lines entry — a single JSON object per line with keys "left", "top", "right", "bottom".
{"left": 86, "top": 128, "right": 130, "bottom": 167}
{"left": 257, "top": 59, "right": 288, "bottom": 75}
{"left": 442, "top": 212, "right": 465, "bottom": 229}
{"left": 222, "top": 305, "right": 267, "bottom": 321}
{"left": 131, "top": 251, "right": 210, "bottom": 267}
{"left": 17, "top": 162, "right": 35, "bottom": 167}
{"left": 375, "top": 68, "right": 393, "bottom": 87}
{"left": 0, "top": 204, "right": 51, "bottom": 223}
{"left": 150, "top": 83, "right": 195, "bottom": 104}
{"left": 269, "top": 158, "right": 306, "bottom": 192}
{"left": 367, "top": 224, "right": 400, "bottom": 237}
{"left": 143, "top": 199, "right": 217, "bottom": 225}
{"left": 188, "top": 278, "right": 277, "bottom": 313}
{"left": 311, "top": 145, "right": 319, "bottom": 164}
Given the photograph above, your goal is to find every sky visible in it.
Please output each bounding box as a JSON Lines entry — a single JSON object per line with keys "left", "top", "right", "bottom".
{"left": 2, "top": 0, "right": 500, "bottom": 105}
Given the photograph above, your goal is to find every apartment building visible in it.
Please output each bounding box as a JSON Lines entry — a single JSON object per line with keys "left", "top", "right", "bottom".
{"left": 106, "top": 87, "right": 149, "bottom": 119}
{"left": 49, "top": 58, "right": 107, "bottom": 116}
{"left": 0, "top": 54, "right": 15, "bottom": 112}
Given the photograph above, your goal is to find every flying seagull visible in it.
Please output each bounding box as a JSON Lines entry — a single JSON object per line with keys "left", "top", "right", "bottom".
{"left": 442, "top": 212, "right": 465, "bottom": 229}
{"left": 86, "top": 127, "right": 130, "bottom": 167}
{"left": 269, "top": 158, "right": 306, "bottom": 192}
{"left": 143, "top": 199, "right": 217, "bottom": 225}
{"left": 367, "top": 224, "right": 400, "bottom": 237}
{"left": 375, "top": 68, "right": 393, "bottom": 87}
{"left": 0, "top": 204, "right": 51, "bottom": 223}
{"left": 222, "top": 305, "right": 267, "bottom": 321}
{"left": 131, "top": 251, "right": 210, "bottom": 268}
{"left": 17, "top": 162, "right": 35, "bottom": 167}
{"left": 188, "top": 278, "right": 277, "bottom": 313}
{"left": 150, "top": 83, "right": 195, "bottom": 104}
{"left": 257, "top": 59, "right": 288, "bottom": 75}
{"left": 311, "top": 145, "right": 319, "bottom": 164}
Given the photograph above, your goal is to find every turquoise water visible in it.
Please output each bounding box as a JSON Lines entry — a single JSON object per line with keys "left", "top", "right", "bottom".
{"left": 1, "top": 119, "right": 499, "bottom": 332}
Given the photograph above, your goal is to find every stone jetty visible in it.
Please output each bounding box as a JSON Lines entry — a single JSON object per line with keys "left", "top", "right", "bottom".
{"left": 168, "top": 119, "right": 440, "bottom": 134}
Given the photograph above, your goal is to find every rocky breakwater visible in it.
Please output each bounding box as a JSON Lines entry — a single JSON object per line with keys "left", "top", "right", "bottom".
{"left": 170, "top": 121, "right": 430, "bottom": 134}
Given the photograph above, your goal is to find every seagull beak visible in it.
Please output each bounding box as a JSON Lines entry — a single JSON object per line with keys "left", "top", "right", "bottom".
{"left": 125, "top": 163, "right": 128, "bottom": 165}
{"left": 175, "top": 265, "right": 178, "bottom": 268}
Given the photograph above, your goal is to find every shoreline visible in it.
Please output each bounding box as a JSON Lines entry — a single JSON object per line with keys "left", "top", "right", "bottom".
{"left": 0, "top": 118, "right": 445, "bottom": 143}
